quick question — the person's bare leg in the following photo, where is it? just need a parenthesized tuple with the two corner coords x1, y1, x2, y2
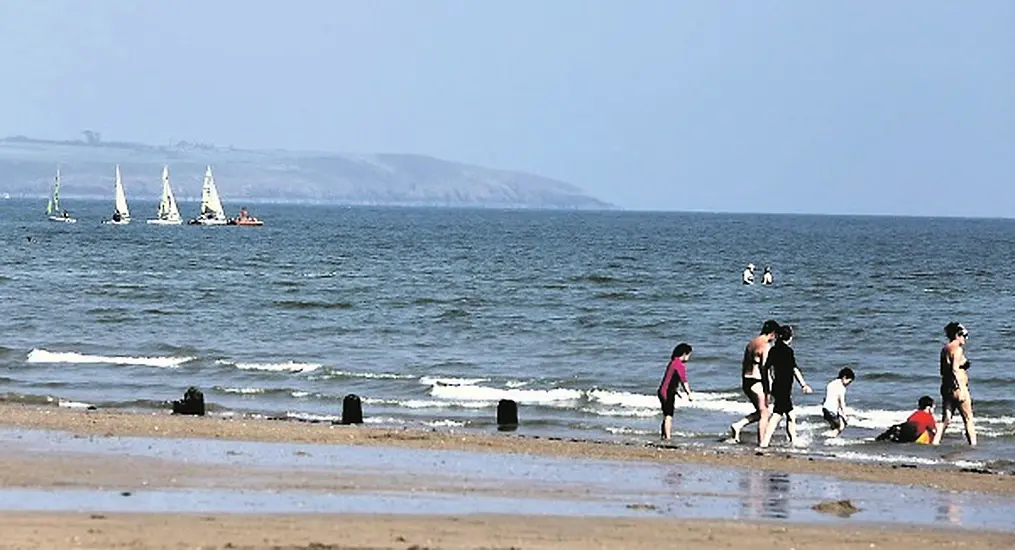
(959, 399, 976, 446)
(932, 404, 952, 445)
(661, 415, 673, 441)
(760, 412, 781, 448)
(730, 413, 757, 443)
(755, 390, 769, 446)
(786, 411, 797, 446)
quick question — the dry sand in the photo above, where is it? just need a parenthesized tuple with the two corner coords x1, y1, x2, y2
(0, 403, 1010, 495)
(1, 513, 1013, 550)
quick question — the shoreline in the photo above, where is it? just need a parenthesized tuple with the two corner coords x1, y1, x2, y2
(0, 403, 1012, 495)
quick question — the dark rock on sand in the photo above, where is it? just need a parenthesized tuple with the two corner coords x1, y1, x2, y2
(812, 499, 861, 517)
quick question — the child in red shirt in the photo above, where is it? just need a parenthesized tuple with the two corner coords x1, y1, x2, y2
(876, 396, 937, 444)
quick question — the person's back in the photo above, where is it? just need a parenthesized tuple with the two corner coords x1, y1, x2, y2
(821, 379, 843, 411)
(905, 396, 937, 443)
(769, 341, 795, 396)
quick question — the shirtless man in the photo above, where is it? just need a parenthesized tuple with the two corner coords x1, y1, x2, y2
(932, 322, 976, 446)
(730, 319, 779, 444)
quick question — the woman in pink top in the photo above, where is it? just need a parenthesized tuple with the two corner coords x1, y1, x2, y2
(658, 343, 693, 440)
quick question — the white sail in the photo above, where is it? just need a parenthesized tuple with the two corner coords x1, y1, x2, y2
(149, 165, 182, 224)
(47, 169, 61, 214)
(164, 167, 181, 220)
(200, 165, 226, 220)
(46, 168, 76, 223)
(113, 165, 130, 219)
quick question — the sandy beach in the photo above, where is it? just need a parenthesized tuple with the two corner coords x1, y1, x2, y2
(0, 403, 1013, 549)
(0, 403, 1010, 495)
(2, 513, 1014, 550)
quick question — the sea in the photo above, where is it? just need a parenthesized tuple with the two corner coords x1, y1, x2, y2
(1, 199, 1013, 471)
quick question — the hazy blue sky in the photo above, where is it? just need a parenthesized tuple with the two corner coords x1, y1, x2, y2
(1, 1, 1012, 215)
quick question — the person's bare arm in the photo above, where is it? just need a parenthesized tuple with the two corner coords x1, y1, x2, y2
(794, 368, 812, 393)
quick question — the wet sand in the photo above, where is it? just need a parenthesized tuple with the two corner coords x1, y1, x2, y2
(1, 404, 1014, 549)
(2, 513, 1014, 550)
(0, 403, 1011, 495)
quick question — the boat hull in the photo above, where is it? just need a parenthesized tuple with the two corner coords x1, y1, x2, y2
(147, 218, 182, 225)
(228, 219, 264, 226)
(48, 216, 77, 224)
(188, 218, 228, 226)
(102, 219, 131, 225)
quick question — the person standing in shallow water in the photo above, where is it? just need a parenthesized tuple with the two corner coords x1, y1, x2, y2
(933, 322, 977, 446)
(760, 324, 812, 448)
(761, 267, 773, 285)
(657, 343, 693, 440)
(730, 320, 779, 445)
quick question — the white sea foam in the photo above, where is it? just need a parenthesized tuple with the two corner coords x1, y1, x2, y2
(363, 416, 405, 425)
(291, 391, 311, 398)
(581, 407, 658, 418)
(419, 376, 487, 386)
(587, 389, 657, 409)
(832, 450, 985, 469)
(218, 360, 322, 373)
(310, 370, 414, 380)
(604, 426, 654, 436)
(505, 380, 530, 388)
(219, 387, 266, 395)
(58, 400, 94, 409)
(363, 397, 496, 409)
(430, 383, 583, 405)
(578, 387, 754, 416)
(27, 349, 191, 368)
(424, 419, 467, 428)
(286, 411, 339, 422)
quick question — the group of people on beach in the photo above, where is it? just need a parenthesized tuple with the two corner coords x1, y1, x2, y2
(657, 320, 977, 447)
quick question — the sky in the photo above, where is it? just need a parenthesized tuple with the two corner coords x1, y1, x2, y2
(0, 1, 1012, 215)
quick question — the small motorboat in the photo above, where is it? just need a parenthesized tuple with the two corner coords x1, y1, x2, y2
(228, 207, 264, 226)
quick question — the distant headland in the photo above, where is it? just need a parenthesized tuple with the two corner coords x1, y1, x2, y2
(0, 133, 613, 209)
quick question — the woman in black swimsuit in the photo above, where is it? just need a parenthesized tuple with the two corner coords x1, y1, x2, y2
(932, 322, 976, 446)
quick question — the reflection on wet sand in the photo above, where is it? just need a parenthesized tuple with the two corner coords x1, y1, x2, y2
(740, 469, 791, 519)
(937, 491, 963, 526)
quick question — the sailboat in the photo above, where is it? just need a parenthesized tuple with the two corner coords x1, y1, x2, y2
(187, 165, 227, 225)
(147, 166, 182, 225)
(102, 165, 131, 225)
(46, 168, 76, 223)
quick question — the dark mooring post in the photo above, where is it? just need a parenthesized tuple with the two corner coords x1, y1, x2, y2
(497, 399, 518, 431)
(171, 386, 206, 416)
(342, 394, 364, 425)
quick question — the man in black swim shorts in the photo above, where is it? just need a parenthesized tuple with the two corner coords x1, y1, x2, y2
(730, 320, 780, 444)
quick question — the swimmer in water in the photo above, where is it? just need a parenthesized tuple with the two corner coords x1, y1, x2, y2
(932, 322, 976, 446)
(742, 264, 756, 285)
(730, 319, 779, 444)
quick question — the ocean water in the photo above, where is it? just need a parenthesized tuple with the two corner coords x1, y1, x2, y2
(1, 199, 1013, 469)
